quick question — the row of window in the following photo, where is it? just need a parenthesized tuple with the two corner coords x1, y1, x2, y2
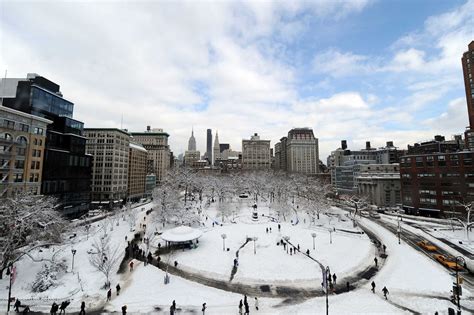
(2, 120, 44, 135)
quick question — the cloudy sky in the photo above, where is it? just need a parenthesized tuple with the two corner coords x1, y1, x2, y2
(1, 0, 473, 160)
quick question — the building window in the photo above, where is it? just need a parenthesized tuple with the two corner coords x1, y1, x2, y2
(17, 147, 26, 156)
(5, 120, 15, 130)
(34, 127, 44, 135)
(20, 123, 29, 132)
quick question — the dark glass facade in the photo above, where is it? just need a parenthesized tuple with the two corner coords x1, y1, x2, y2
(0, 74, 91, 218)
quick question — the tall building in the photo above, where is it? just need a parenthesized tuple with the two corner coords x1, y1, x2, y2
(128, 142, 147, 201)
(84, 128, 130, 203)
(462, 41, 474, 149)
(131, 127, 170, 183)
(213, 130, 220, 165)
(286, 128, 319, 174)
(206, 129, 212, 164)
(0, 74, 92, 217)
(188, 128, 196, 151)
(0, 106, 52, 196)
(400, 135, 472, 217)
(184, 150, 201, 167)
(242, 133, 271, 170)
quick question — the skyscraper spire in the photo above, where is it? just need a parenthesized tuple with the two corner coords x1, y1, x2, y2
(213, 130, 220, 165)
(188, 128, 196, 151)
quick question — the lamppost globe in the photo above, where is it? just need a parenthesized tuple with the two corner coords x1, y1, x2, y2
(71, 249, 77, 272)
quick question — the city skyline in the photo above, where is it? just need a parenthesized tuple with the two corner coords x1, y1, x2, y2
(1, 0, 473, 159)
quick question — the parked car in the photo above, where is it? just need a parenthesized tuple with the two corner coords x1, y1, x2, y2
(433, 254, 463, 270)
(417, 240, 438, 251)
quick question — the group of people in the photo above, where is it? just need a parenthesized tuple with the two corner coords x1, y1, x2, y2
(49, 300, 70, 315)
(238, 295, 258, 314)
(371, 281, 390, 299)
(106, 283, 121, 301)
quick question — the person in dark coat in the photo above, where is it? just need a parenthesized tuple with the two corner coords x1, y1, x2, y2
(14, 299, 21, 312)
(374, 257, 378, 267)
(116, 283, 121, 296)
(382, 286, 389, 299)
(129, 261, 134, 271)
(79, 301, 86, 315)
(201, 302, 207, 315)
(107, 289, 112, 301)
(306, 249, 310, 255)
(59, 300, 70, 314)
(371, 281, 376, 293)
(332, 273, 337, 285)
(244, 301, 250, 315)
(174, 260, 178, 267)
(238, 300, 243, 315)
(170, 300, 176, 315)
(121, 305, 127, 315)
(147, 252, 153, 263)
(382, 244, 386, 253)
(346, 281, 350, 292)
(50, 302, 59, 315)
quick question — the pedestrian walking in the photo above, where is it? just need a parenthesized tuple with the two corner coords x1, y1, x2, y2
(59, 300, 70, 314)
(121, 305, 127, 315)
(374, 257, 378, 267)
(382, 286, 389, 299)
(269, 227, 272, 232)
(50, 302, 59, 315)
(278, 224, 281, 231)
(116, 283, 121, 296)
(266, 227, 268, 233)
(383, 244, 386, 253)
(346, 281, 350, 292)
(79, 301, 86, 315)
(297, 244, 300, 251)
(254, 297, 259, 311)
(332, 273, 337, 285)
(244, 302, 250, 315)
(107, 289, 112, 301)
(174, 260, 178, 267)
(290, 248, 293, 255)
(202, 302, 207, 315)
(170, 300, 176, 315)
(371, 281, 376, 293)
(14, 299, 21, 312)
(306, 249, 310, 255)
(239, 300, 243, 315)
(129, 261, 134, 271)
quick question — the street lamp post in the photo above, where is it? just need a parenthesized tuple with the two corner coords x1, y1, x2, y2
(455, 256, 466, 313)
(397, 215, 402, 244)
(221, 234, 227, 251)
(71, 249, 77, 272)
(325, 266, 330, 315)
(311, 233, 317, 250)
(6, 263, 14, 313)
(253, 237, 258, 255)
(329, 229, 333, 244)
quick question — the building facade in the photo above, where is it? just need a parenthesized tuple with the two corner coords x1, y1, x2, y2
(356, 164, 401, 207)
(188, 129, 196, 151)
(213, 131, 220, 165)
(0, 106, 51, 196)
(286, 128, 319, 174)
(400, 151, 474, 217)
(128, 142, 147, 201)
(206, 129, 212, 164)
(131, 127, 170, 183)
(462, 41, 474, 149)
(85, 128, 130, 203)
(242, 133, 271, 170)
(0, 73, 91, 217)
(184, 150, 201, 167)
(329, 141, 403, 203)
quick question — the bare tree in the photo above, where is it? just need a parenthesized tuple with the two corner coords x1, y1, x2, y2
(0, 192, 66, 279)
(452, 202, 474, 243)
(88, 235, 121, 288)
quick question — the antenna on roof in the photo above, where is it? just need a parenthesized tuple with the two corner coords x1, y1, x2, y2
(1, 70, 7, 107)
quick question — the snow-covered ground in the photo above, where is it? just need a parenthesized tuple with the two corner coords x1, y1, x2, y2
(1, 198, 472, 314)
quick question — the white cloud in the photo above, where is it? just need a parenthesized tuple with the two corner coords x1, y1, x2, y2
(312, 49, 375, 77)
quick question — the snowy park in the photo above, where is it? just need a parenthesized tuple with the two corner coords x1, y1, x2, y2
(1, 171, 474, 314)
